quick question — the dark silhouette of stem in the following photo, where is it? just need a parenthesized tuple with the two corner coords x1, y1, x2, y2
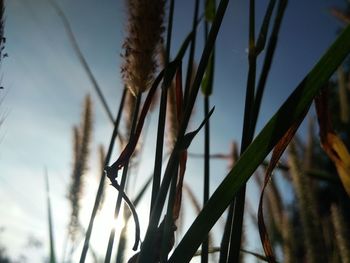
(150, 0, 175, 213)
(79, 89, 127, 263)
(104, 94, 141, 263)
(184, 0, 200, 105)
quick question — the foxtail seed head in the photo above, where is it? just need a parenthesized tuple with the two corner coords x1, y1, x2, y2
(121, 0, 165, 96)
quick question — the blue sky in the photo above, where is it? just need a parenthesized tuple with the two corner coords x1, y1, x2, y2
(0, 0, 347, 262)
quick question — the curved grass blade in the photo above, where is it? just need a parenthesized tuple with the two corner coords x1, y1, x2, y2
(180, 107, 215, 150)
(106, 71, 164, 175)
(116, 173, 154, 263)
(257, 106, 308, 263)
(109, 179, 141, 251)
(169, 24, 350, 263)
(104, 93, 142, 263)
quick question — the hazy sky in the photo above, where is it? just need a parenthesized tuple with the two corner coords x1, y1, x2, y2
(0, 0, 346, 262)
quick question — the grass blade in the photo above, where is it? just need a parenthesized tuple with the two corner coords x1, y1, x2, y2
(226, 0, 256, 261)
(150, 0, 175, 214)
(116, 173, 153, 263)
(109, 180, 141, 251)
(49, 0, 114, 123)
(219, 143, 239, 263)
(201, 9, 216, 259)
(257, 107, 308, 263)
(205, 0, 216, 22)
(255, 0, 277, 54)
(251, 0, 288, 133)
(45, 169, 57, 263)
(184, 0, 200, 105)
(202, 95, 211, 263)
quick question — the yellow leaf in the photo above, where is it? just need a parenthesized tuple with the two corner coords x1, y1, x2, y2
(327, 133, 350, 196)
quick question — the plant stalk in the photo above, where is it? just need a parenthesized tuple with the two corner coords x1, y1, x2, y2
(79, 88, 127, 263)
(150, 0, 175, 214)
(104, 93, 141, 263)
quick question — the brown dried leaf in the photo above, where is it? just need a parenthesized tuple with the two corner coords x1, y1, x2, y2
(315, 89, 350, 196)
(258, 103, 309, 263)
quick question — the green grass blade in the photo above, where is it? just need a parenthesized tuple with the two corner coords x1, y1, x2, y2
(169, 24, 350, 263)
(201, 52, 215, 96)
(205, 0, 216, 22)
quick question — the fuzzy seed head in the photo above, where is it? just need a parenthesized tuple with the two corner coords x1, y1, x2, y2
(121, 0, 165, 96)
(68, 95, 93, 240)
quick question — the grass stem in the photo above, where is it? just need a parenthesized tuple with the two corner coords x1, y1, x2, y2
(150, 0, 175, 214)
(104, 93, 141, 263)
(79, 88, 127, 263)
(184, 0, 200, 105)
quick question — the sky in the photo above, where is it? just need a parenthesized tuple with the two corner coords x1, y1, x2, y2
(0, 0, 347, 262)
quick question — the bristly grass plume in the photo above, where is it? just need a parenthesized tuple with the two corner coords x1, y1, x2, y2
(68, 95, 93, 243)
(121, 0, 165, 96)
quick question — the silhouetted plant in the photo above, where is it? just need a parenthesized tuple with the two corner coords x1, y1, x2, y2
(65, 96, 93, 261)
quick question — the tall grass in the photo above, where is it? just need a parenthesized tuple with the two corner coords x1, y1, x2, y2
(44, 0, 350, 262)
(45, 169, 57, 263)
